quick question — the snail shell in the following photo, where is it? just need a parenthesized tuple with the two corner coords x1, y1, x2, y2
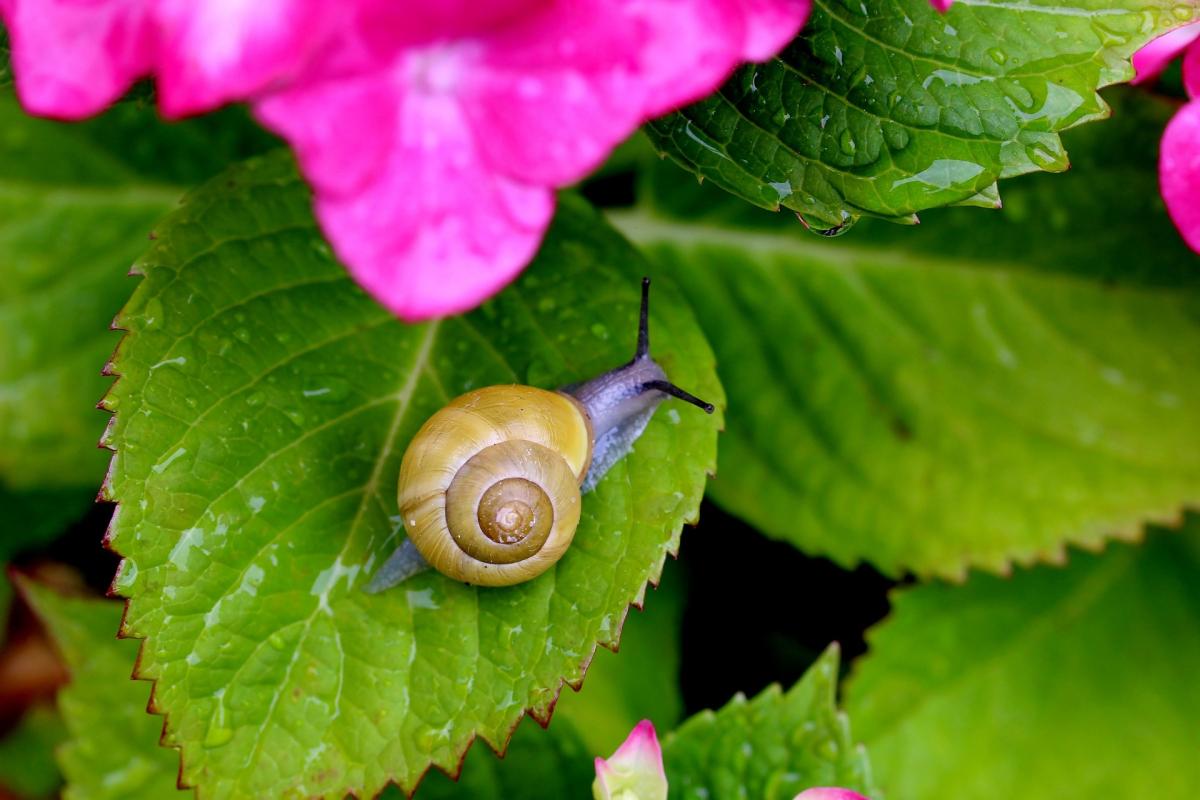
(397, 386, 593, 586)
(366, 278, 713, 592)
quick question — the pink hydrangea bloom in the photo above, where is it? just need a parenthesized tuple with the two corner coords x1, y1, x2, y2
(794, 789, 872, 800)
(593, 719, 668, 800)
(0, 1, 810, 320)
(1132, 23, 1200, 254)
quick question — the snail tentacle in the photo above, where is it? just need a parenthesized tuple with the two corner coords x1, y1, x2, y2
(569, 278, 713, 490)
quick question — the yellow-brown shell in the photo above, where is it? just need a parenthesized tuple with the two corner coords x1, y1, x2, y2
(397, 385, 594, 586)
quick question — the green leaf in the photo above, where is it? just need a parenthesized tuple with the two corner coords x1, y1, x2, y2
(0, 483, 93, 657)
(2, 484, 94, 560)
(401, 566, 683, 797)
(0, 93, 276, 491)
(18, 579, 184, 800)
(555, 560, 685, 755)
(646, 0, 1194, 228)
(663, 645, 876, 800)
(407, 718, 594, 799)
(0, 704, 66, 799)
(846, 520, 1200, 799)
(0, 29, 9, 89)
(102, 156, 721, 798)
(617, 90, 1200, 579)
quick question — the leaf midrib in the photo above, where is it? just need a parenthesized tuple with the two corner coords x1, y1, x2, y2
(232, 319, 441, 785)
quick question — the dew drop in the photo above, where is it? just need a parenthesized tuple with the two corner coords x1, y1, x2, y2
(987, 47, 1008, 65)
(301, 377, 351, 403)
(589, 322, 610, 340)
(245, 391, 265, 407)
(882, 122, 910, 151)
(1025, 142, 1067, 170)
(141, 298, 164, 329)
(311, 239, 334, 260)
(798, 211, 857, 238)
(204, 697, 234, 749)
(114, 560, 139, 593)
(839, 130, 857, 156)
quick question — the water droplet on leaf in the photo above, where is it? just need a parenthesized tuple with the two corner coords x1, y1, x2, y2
(839, 130, 857, 156)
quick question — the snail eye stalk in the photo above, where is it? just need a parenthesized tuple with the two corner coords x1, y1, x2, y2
(636, 276, 651, 360)
(641, 380, 715, 414)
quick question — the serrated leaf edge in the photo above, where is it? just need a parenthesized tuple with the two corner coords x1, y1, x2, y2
(93, 227, 722, 798)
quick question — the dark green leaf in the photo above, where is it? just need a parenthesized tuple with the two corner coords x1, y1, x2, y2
(0, 704, 66, 799)
(619, 90, 1200, 578)
(18, 578, 184, 800)
(663, 645, 876, 800)
(1, 484, 94, 561)
(846, 519, 1200, 799)
(0, 93, 275, 492)
(0, 29, 9, 90)
(647, 0, 1194, 228)
(409, 718, 593, 799)
(555, 560, 685, 755)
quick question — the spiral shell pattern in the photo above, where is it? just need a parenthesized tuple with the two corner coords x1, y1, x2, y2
(397, 385, 594, 586)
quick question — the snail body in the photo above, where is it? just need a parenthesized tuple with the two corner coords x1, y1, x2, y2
(366, 279, 712, 591)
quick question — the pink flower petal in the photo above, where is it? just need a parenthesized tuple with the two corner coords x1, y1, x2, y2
(794, 789, 872, 800)
(463, 0, 809, 187)
(741, 0, 813, 60)
(1133, 22, 1200, 84)
(593, 720, 668, 800)
(4, 0, 817, 319)
(929, 0, 953, 12)
(352, 0, 553, 45)
(1183, 37, 1200, 98)
(266, 0, 811, 319)
(255, 65, 554, 320)
(0, 0, 155, 119)
(1161, 98, 1200, 254)
(154, 0, 342, 117)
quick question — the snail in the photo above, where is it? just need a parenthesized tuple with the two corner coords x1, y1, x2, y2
(365, 278, 713, 591)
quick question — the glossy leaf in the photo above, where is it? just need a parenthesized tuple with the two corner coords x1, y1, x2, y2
(646, 0, 1195, 228)
(618, 90, 1200, 578)
(555, 560, 685, 755)
(0, 93, 275, 492)
(18, 579, 184, 800)
(14, 591, 596, 800)
(847, 520, 1200, 799)
(409, 718, 594, 799)
(663, 645, 876, 800)
(102, 158, 721, 798)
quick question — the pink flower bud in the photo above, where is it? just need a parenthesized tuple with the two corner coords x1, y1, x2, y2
(593, 720, 668, 800)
